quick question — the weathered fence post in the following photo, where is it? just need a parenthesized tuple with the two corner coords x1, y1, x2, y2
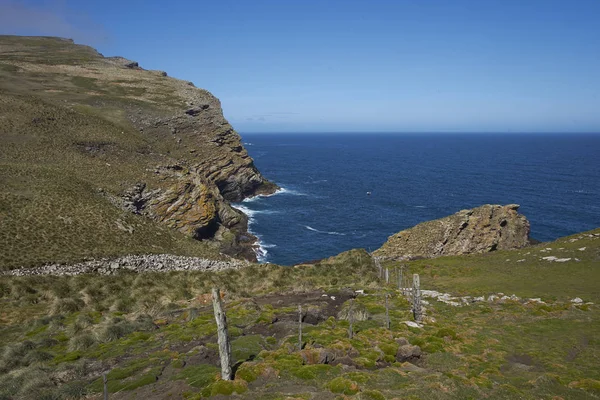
(298, 305, 303, 350)
(348, 299, 354, 339)
(385, 294, 391, 329)
(398, 266, 403, 292)
(375, 257, 382, 278)
(211, 288, 232, 380)
(412, 274, 422, 323)
(103, 372, 108, 400)
(385, 267, 389, 284)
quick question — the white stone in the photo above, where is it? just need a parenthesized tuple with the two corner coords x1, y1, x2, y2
(403, 321, 423, 328)
(571, 297, 584, 304)
(578, 247, 586, 251)
(527, 298, 545, 304)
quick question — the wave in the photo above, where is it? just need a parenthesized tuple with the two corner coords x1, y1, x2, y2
(243, 142, 253, 146)
(254, 235, 275, 263)
(304, 225, 346, 236)
(231, 204, 279, 218)
(414, 205, 426, 208)
(231, 204, 257, 218)
(231, 204, 276, 263)
(242, 186, 305, 202)
(277, 187, 308, 196)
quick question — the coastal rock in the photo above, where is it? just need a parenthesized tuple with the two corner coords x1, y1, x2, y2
(374, 204, 531, 260)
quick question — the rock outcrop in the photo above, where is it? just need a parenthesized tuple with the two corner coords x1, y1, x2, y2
(374, 204, 531, 260)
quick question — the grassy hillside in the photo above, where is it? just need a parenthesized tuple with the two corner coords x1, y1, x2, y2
(0, 230, 598, 399)
(0, 36, 274, 268)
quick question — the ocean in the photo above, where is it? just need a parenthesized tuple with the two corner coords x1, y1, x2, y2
(235, 133, 600, 266)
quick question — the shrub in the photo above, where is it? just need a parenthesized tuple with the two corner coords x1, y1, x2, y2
(435, 328, 458, 340)
(363, 389, 386, 400)
(209, 379, 248, 396)
(327, 377, 360, 395)
(68, 333, 97, 351)
(23, 349, 53, 365)
(50, 297, 84, 315)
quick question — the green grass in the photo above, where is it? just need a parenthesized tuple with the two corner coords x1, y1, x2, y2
(395, 228, 600, 302)
(0, 241, 598, 399)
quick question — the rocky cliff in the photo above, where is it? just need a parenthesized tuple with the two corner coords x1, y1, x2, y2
(0, 36, 276, 267)
(374, 204, 531, 260)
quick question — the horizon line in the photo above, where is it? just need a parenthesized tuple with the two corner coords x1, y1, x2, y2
(239, 131, 600, 135)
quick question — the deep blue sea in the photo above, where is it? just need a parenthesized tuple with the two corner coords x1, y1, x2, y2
(235, 133, 600, 266)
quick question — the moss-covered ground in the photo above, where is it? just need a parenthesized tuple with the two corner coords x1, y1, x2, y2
(0, 233, 599, 399)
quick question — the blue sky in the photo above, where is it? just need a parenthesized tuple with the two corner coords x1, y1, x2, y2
(1, 0, 599, 133)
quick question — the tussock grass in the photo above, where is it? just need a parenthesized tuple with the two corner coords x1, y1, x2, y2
(0, 234, 599, 398)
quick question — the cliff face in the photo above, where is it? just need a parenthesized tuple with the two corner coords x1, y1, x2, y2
(374, 204, 531, 260)
(0, 36, 275, 267)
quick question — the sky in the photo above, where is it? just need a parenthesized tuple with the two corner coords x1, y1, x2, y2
(1, 0, 599, 133)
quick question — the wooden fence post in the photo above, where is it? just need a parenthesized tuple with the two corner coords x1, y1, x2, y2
(385, 267, 389, 284)
(212, 288, 232, 380)
(103, 372, 108, 400)
(348, 299, 354, 339)
(385, 294, 391, 329)
(398, 266, 403, 292)
(412, 274, 422, 323)
(298, 305, 303, 350)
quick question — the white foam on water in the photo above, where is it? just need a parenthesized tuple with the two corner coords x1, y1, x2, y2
(252, 232, 277, 263)
(414, 205, 426, 208)
(304, 179, 328, 184)
(254, 237, 272, 263)
(304, 225, 346, 236)
(232, 204, 257, 218)
(232, 204, 279, 216)
(231, 204, 277, 263)
(277, 187, 308, 196)
(243, 186, 301, 202)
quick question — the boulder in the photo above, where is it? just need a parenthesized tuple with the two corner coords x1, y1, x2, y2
(374, 204, 531, 260)
(300, 348, 336, 364)
(395, 337, 409, 346)
(396, 344, 422, 362)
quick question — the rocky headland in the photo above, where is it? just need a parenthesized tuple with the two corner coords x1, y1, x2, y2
(374, 204, 531, 260)
(0, 35, 277, 267)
